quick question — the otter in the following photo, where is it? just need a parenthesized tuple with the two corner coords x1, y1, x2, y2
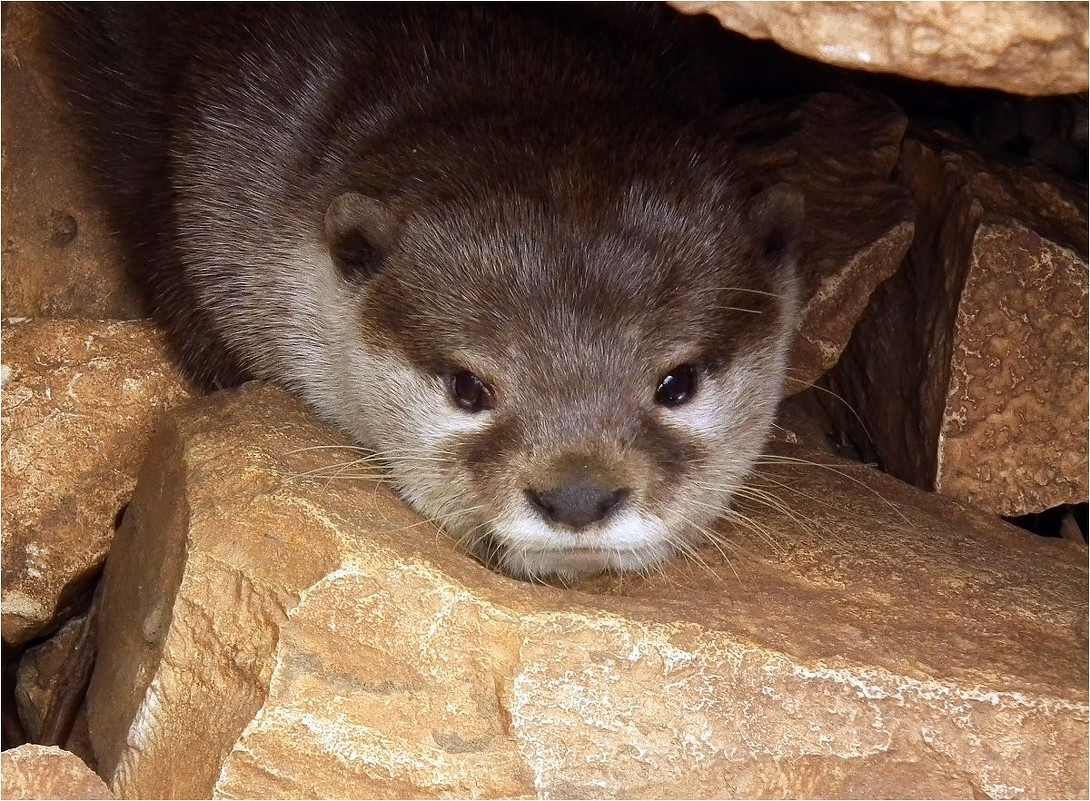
(52, 4, 802, 581)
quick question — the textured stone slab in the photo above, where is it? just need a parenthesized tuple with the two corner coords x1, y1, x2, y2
(1, 3, 143, 318)
(938, 220, 1088, 513)
(14, 610, 97, 763)
(1, 319, 194, 644)
(823, 130, 1088, 516)
(0, 744, 113, 800)
(15, 612, 86, 743)
(86, 384, 1087, 799)
(672, 1, 1089, 95)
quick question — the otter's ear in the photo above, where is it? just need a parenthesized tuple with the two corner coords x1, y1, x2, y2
(744, 184, 804, 270)
(324, 192, 397, 282)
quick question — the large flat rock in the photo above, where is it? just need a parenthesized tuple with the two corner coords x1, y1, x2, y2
(0, 744, 113, 800)
(673, 2, 1089, 95)
(86, 383, 1087, 799)
(1, 319, 193, 644)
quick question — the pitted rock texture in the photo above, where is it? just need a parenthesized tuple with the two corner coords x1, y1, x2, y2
(822, 129, 1088, 516)
(1, 3, 143, 318)
(723, 92, 913, 389)
(86, 383, 1087, 799)
(1, 319, 194, 644)
(0, 744, 113, 800)
(938, 222, 1088, 513)
(672, 1, 1089, 96)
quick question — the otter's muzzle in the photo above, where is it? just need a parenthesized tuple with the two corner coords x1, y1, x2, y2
(524, 455, 632, 530)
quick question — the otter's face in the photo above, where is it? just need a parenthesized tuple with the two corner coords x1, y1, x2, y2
(317, 182, 801, 581)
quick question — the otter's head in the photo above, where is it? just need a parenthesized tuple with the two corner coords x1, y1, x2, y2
(310, 169, 802, 581)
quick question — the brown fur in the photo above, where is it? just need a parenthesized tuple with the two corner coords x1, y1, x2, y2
(51, 3, 803, 579)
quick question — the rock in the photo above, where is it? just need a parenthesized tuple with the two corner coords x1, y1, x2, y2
(938, 225, 1088, 514)
(0, 744, 113, 800)
(723, 92, 913, 389)
(1, 3, 143, 318)
(86, 383, 1087, 799)
(822, 129, 1088, 516)
(15, 612, 87, 743)
(14, 610, 98, 764)
(1, 319, 195, 645)
(672, 1, 1089, 96)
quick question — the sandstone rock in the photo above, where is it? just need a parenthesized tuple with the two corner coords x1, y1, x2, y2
(87, 383, 1087, 799)
(0, 744, 112, 800)
(672, 1, 1089, 96)
(14, 612, 85, 743)
(939, 223, 1088, 513)
(1, 3, 143, 318)
(14, 610, 97, 764)
(822, 129, 1088, 516)
(723, 92, 913, 389)
(1, 319, 195, 645)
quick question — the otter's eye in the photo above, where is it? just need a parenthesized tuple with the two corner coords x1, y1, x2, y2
(449, 371, 496, 412)
(655, 364, 698, 407)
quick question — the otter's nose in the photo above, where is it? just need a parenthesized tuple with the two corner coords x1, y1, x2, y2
(525, 482, 630, 529)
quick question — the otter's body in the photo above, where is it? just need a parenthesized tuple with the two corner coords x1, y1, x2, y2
(54, 3, 802, 580)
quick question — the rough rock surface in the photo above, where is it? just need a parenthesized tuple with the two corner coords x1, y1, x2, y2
(1, 3, 143, 319)
(0, 744, 113, 800)
(939, 223, 1088, 513)
(823, 129, 1088, 516)
(86, 383, 1087, 799)
(723, 92, 913, 390)
(14, 611, 96, 763)
(14, 613, 85, 743)
(672, 1, 1089, 96)
(1, 319, 194, 645)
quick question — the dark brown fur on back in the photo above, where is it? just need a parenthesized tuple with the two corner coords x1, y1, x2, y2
(48, 3, 742, 388)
